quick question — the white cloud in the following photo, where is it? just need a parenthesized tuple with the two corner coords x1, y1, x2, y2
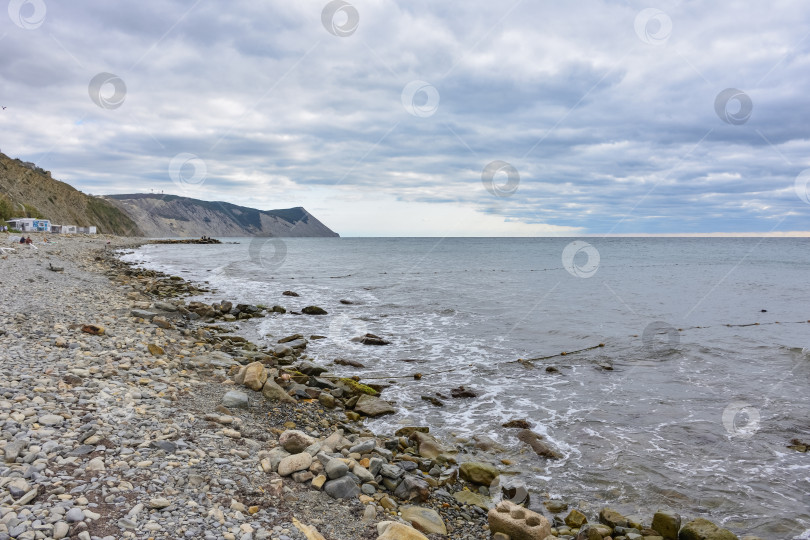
(1, 0, 809, 235)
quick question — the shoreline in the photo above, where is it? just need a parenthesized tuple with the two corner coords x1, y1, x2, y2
(0, 234, 781, 540)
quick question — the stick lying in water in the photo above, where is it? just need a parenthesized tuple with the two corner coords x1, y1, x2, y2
(512, 343, 607, 367)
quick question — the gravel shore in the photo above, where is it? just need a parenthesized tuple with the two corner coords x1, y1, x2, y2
(0, 234, 772, 540)
(0, 234, 493, 540)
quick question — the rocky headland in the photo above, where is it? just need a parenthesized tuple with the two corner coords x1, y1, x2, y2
(0, 233, 770, 540)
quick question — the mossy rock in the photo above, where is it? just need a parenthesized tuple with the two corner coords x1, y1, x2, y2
(338, 378, 379, 396)
(679, 518, 738, 540)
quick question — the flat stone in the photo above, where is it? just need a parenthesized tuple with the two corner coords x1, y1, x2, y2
(377, 522, 428, 540)
(349, 439, 376, 454)
(38, 414, 64, 426)
(131, 309, 157, 320)
(452, 490, 491, 509)
(459, 461, 499, 485)
(153, 440, 177, 453)
(222, 390, 249, 409)
(353, 394, 395, 417)
(149, 497, 172, 509)
(69, 445, 96, 456)
(679, 518, 738, 540)
(16, 487, 38, 505)
(400, 506, 447, 535)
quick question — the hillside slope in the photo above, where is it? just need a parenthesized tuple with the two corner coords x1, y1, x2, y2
(104, 194, 339, 238)
(0, 152, 141, 235)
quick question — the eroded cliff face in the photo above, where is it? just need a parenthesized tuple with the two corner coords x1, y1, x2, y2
(104, 194, 339, 237)
(0, 152, 141, 235)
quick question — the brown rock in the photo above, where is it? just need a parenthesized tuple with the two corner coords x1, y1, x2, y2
(517, 429, 562, 459)
(565, 509, 587, 528)
(242, 361, 267, 391)
(262, 379, 296, 404)
(81, 324, 104, 335)
(503, 419, 531, 429)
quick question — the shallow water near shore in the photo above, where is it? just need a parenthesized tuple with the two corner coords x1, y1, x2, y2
(122, 237, 810, 538)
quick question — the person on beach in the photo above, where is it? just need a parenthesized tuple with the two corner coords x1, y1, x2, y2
(25, 236, 32, 244)
(19, 236, 25, 244)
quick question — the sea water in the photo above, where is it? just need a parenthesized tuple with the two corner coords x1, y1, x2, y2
(121, 237, 810, 538)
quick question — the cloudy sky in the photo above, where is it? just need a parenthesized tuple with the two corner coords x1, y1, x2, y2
(2, 0, 809, 236)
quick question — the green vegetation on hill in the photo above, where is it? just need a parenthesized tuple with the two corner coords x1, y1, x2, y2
(0, 152, 142, 235)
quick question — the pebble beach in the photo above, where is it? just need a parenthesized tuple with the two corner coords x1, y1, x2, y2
(0, 234, 778, 540)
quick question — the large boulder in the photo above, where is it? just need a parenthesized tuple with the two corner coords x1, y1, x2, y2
(393, 475, 430, 503)
(302, 306, 328, 315)
(409, 431, 445, 459)
(279, 430, 315, 454)
(652, 511, 681, 540)
(459, 462, 499, 486)
(565, 509, 587, 528)
(377, 522, 428, 540)
(242, 361, 267, 391)
(679, 518, 738, 540)
(400, 506, 447, 535)
(488, 500, 552, 540)
(325, 459, 349, 480)
(354, 394, 395, 417)
(323, 475, 359, 499)
(600, 507, 629, 528)
(277, 452, 312, 476)
(262, 379, 296, 404)
(222, 390, 249, 409)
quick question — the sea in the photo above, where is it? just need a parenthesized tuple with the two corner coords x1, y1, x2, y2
(120, 237, 810, 539)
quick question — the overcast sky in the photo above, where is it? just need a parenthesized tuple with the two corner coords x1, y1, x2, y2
(2, 0, 809, 236)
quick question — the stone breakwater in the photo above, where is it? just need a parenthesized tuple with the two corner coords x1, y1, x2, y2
(0, 234, 770, 540)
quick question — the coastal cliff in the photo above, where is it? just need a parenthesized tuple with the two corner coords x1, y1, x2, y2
(104, 194, 339, 238)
